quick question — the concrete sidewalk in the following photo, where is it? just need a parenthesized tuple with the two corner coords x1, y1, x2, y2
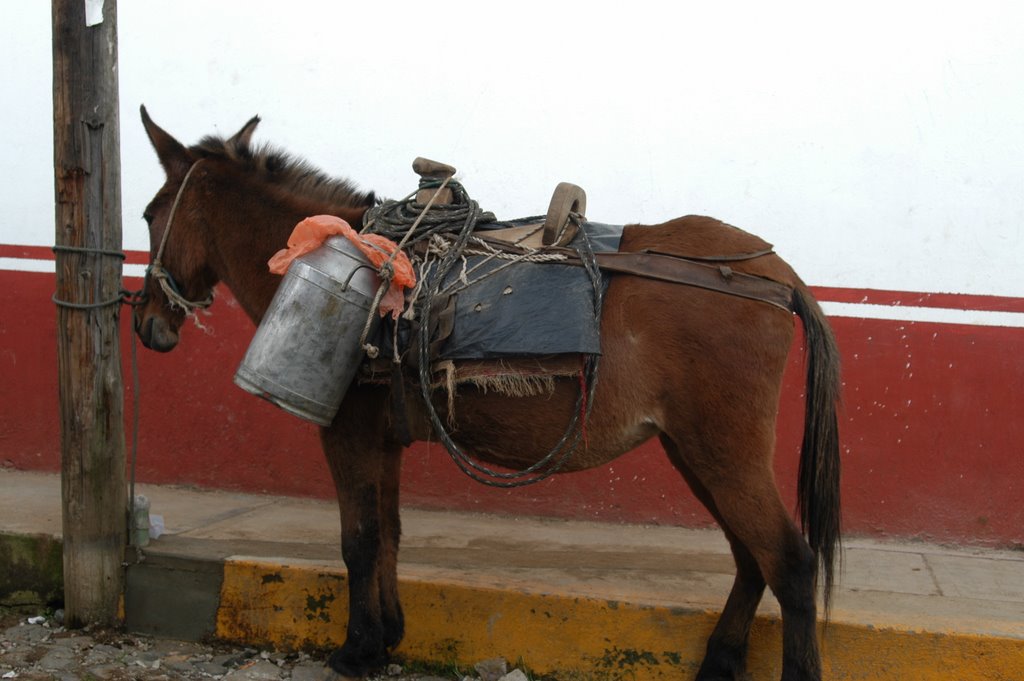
(1, 468, 1022, 680)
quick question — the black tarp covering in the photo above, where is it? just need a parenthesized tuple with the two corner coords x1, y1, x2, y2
(437, 221, 622, 359)
(381, 222, 624, 360)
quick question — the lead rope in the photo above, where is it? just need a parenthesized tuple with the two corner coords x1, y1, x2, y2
(123, 163, 206, 556)
(127, 312, 144, 560)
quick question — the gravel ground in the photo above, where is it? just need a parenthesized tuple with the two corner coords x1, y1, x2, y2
(0, 609, 532, 681)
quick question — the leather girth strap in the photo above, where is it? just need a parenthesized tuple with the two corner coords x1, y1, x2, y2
(587, 251, 794, 312)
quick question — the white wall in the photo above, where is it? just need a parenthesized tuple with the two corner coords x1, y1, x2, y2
(5, 1, 1023, 296)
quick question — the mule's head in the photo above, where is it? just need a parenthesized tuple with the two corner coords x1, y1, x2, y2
(135, 106, 257, 351)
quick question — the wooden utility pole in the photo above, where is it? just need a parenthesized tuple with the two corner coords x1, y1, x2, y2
(52, 0, 127, 627)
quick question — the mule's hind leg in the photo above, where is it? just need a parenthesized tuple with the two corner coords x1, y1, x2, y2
(729, 500, 820, 681)
(661, 436, 766, 681)
(665, 434, 821, 681)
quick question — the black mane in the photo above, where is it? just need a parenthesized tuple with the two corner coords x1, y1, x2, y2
(192, 133, 376, 210)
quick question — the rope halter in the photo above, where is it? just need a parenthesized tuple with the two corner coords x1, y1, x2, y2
(148, 161, 215, 316)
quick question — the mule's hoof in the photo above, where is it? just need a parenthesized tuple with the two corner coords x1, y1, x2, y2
(695, 673, 752, 681)
(320, 668, 361, 681)
(326, 648, 387, 680)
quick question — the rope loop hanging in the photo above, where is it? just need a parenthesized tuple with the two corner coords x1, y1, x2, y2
(363, 177, 605, 488)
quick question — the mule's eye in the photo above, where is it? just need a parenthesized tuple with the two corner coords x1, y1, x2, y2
(142, 211, 154, 225)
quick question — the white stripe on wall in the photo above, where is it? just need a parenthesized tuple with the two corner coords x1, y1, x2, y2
(4, 258, 1024, 328)
(2, 259, 147, 279)
(1, 258, 55, 273)
(821, 301, 1024, 329)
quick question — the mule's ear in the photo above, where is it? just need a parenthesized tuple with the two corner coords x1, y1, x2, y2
(140, 105, 191, 178)
(226, 115, 261, 150)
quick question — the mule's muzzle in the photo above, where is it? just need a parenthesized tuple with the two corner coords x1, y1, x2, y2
(136, 312, 180, 352)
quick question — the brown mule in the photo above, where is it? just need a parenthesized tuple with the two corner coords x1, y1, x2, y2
(135, 108, 841, 681)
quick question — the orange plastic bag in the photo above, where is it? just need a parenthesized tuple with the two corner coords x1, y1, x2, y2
(268, 215, 416, 319)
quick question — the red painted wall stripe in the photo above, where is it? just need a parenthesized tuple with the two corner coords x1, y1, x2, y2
(812, 286, 1024, 314)
(0, 244, 150, 266)
(2, 259, 1021, 546)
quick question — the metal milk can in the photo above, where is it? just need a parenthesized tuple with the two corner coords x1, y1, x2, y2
(233, 235, 382, 426)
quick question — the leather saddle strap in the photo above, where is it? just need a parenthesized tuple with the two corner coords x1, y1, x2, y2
(589, 251, 794, 312)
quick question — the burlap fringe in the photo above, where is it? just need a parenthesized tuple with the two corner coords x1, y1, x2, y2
(466, 372, 558, 398)
(358, 355, 578, 422)
(430, 358, 562, 425)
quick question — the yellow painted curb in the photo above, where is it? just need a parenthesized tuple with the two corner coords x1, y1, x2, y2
(216, 558, 1024, 681)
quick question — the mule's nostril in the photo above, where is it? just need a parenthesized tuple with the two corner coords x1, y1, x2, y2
(139, 316, 156, 348)
(145, 315, 180, 353)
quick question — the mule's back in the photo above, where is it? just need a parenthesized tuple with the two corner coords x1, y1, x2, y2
(620, 215, 799, 285)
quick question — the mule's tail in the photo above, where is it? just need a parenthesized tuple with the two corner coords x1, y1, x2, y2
(791, 284, 842, 616)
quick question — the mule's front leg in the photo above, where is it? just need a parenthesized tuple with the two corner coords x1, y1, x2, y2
(321, 402, 405, 679)
(328, 479, 389, 677)
(378, 446, 405, 651)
